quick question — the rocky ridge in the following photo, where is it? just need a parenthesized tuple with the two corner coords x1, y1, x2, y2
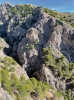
(0, 2, 74, 100)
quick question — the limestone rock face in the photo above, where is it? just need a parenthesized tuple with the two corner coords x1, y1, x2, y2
(17, 35, 38, 66)
(0, 3, 74, 99)
(0, 37, 9, 48)
(26, 28, 39, 42)
(48, 19, 74, 62)
(7, 16, 26, 39)
(0, 37, 29, 80)
(0, 2, 13, 23)
(40, 67, 66, 91)
(0, 37, 9, 58)
(0, 87, 13, 100)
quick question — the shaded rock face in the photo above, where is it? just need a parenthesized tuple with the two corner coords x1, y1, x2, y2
(0, 3, 13, 38)
(0, 4, 74, 64)
(17, 27, 39, 67)
(17, 8, 74, 67)
(15, 8, 74, 92)
(36, 67, 66, 91)
(18, 8, 74, 94)
(48, 20, 74, 62)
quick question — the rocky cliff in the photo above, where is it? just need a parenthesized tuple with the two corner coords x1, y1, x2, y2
(0, 2, 74, 100)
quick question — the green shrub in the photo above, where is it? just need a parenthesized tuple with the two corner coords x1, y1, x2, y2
(1, 69, 9, 80)
(0, 46, 2, 50)
(30, 44, 34, 49)
(20, 75, 26, 84)
(8, 5, 33, 17)
(42, 47, 74, 81)
(9, 67, 15, 72)
(17, 85, 28, 97)
(43, 48, 55, 66)
(4, 56, 17, 66)
(44, 8, 57, 17)
(29, 78, 38, 88)
(71, 23, 74, 28)
(2, 66, 8, 71)
(26, 44, 29, 48)
(0, 71, 2, 82)
(55, 22, 59, 26)
(60, 17, 65, 21)
(34, 39, 38, 44)
(43, 48, 49, 54)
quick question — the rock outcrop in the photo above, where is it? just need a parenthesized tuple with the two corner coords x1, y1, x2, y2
(0, 86, 13, 100)
(0, 3, 74, 100)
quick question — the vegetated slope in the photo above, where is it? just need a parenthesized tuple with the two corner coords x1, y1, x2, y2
(0, 38, 61, 100)
(0, 2, 74, 100)
(44, 7, 74, 28)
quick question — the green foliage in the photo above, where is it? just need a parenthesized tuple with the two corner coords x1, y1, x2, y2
(55, 22, 60, 26)
(42, 47, 74, 81)
(0, 45, 73, 100)
(44, 7, 74, 29)
(20, 75, 26, 84)
(67, 89, 72, 100)
(10, 73, 20, 88)
(1, 68, 13, 94)
(43, 48, 49, 54)
(63, 89, 74, 100)
(25, 44, 35, 49)
(17, 85, 27, 98)
(3, 5, 74, 100)
(54, 91, 63, 99)
(8, 7, 17, 15)
(8, 5, 33, 18)
(30, 44, 35, 49)
(4, 56, 17, 66)
(9, 67, 15, 72)
(25, 44, 29, 49)
(60, 17, 65, 21)
(71, 23, 74, 28)
(1, 69, 9, 80)
(29, 78, 38, 88)
(0, 70, 2, 82)
(0, 46, 2, 50)
(44, 8, 57, 17)
(34, 39, 38, 44)
(0, 65, 51, 100)
(43, 48, 55, 66)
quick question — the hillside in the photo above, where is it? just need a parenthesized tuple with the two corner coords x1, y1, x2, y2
(0, 2, 74, 100)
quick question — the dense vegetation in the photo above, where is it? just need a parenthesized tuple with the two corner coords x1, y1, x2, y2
(44, 8, 74, 28)
(44, 8, 57, 17)
(42, 48, 74, 81)
(42, 48, 74, 100)
(7, 5, 74, 29)
(0, 56, 53, 100)
(0, 69, 50, 100)
(0, 55, 68, 100)
(8, 5, 34, 18)
(0, 50, 73, 100)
